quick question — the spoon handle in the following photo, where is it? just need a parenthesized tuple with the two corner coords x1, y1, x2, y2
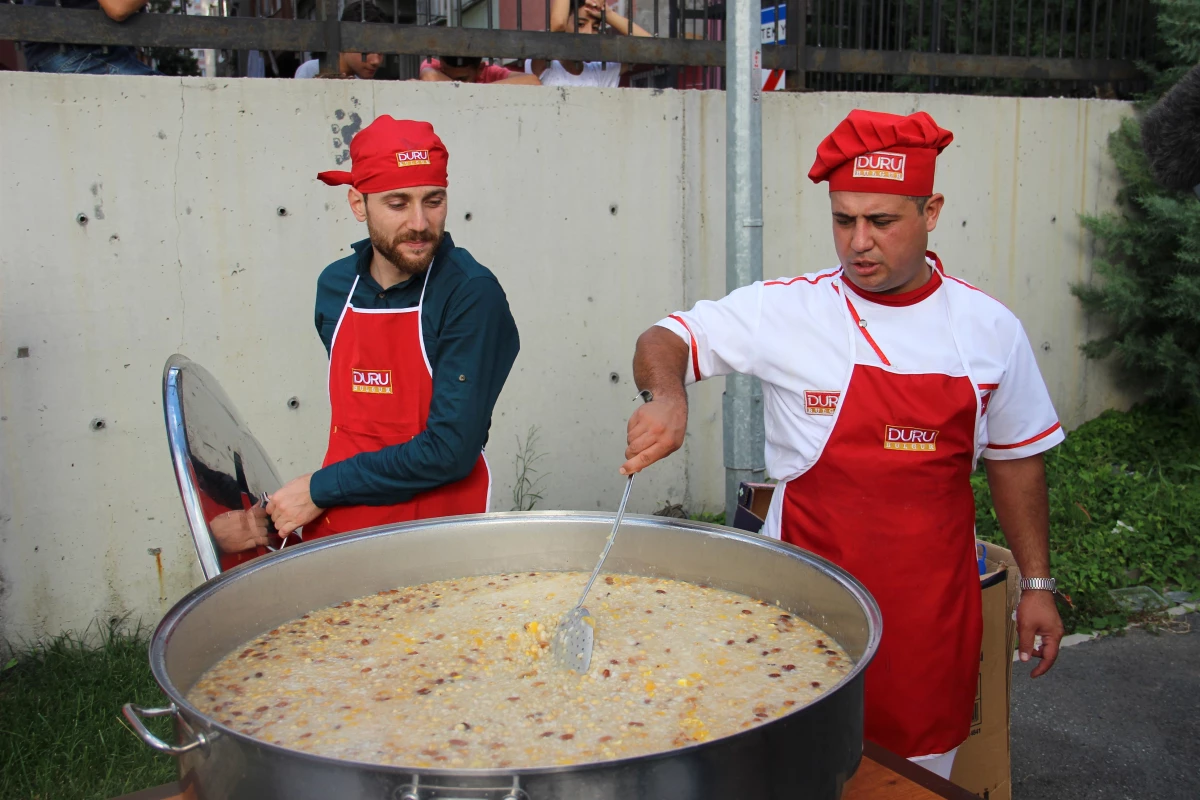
(572, 474, 635, 609)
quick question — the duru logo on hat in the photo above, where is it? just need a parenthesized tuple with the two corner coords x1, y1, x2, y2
(804, 390, 841, 415)
(396, 150, 431, 168)
(852, 151, 907, 181)
(884, 425, 939, 451)
(352, 368, 393, 394)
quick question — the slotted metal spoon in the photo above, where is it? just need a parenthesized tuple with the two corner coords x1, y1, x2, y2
(549, 473, 636, 674)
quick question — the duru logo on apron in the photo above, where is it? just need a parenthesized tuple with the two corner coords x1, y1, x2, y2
(804, 390, 841, 415)
(351, 368, 393, 394)
(884, 425, 939, 451)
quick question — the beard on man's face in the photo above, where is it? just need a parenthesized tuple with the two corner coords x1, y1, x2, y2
(365, 210, 444, 276)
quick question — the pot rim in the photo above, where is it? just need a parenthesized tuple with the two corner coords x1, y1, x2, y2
(150, 511, 882, 777)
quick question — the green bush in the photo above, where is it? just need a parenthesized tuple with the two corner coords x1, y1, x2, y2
(975, 404, 1200, 633)
(1073, 0, 1200, 407)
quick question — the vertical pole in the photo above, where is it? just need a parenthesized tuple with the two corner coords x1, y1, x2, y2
(320, 0, 340, 75)
(203, 0, 218, 77)
(724, 0, 767, 524)
(785, 0, 805, 89)
(1075, 0, 1083, 56)
(973, 0, 980, 53)
(236, 0, 250, 76)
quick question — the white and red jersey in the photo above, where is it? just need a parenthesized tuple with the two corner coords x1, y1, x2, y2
(657, 252, 1064, 525)
(659, 251, 1063, 758)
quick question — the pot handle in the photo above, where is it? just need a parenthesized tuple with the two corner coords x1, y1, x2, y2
(395, 776, 528, 800)
(122, 702, 209, 755)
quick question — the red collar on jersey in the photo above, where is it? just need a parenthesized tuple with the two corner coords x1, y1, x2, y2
(842, 264, 943, 307)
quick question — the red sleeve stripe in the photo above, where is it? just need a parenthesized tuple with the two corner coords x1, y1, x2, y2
(942, 272, 986, 294)
(668, 314, 702, 383)
(765, 270, 840, 287)
(977, 383, 999, 390)
(940, 270, 1010, 309)
(988, 422, 1062, 450)
(843, 298, 892, 367)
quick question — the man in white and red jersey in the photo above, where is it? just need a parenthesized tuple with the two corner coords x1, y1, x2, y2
(621, 109, 1066, 778)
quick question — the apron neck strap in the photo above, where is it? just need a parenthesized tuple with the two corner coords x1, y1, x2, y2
(417, 258, 435, 310)
(343, 254, 436, 311)
(343, 274, 362, 310)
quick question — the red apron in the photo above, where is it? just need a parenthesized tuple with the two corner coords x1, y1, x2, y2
(305, 266, 491, 539)
(781, 276, 982, 758)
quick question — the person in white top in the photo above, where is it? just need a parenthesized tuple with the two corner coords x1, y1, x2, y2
(621, 109, 1067, 778)
(526, 0, 650, 87)
(525, 58, 622, 88)
(294, 1, 387, 80)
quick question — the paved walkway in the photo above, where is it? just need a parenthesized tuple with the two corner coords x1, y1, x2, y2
(1010, 614, 1199, 800)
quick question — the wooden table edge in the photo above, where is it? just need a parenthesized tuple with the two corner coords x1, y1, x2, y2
(859, 741, 980, 800)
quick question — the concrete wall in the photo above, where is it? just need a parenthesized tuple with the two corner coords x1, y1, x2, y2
(0, 74, 1129, 639)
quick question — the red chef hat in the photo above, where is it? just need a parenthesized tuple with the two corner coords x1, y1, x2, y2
(808, 110, 953, 196)
(317, 116, 449, 193)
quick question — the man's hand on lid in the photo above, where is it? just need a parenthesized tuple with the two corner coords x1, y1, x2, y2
(209, 507, 270, 554)
(1016, 589, 1065, 678)
(266, 474, 325, 536)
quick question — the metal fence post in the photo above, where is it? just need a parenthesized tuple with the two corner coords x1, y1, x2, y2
(235, 0, 249, 77)
(785, 0, 806, 89)
(320, 0, 340, 76)
(724, 0, 768, 524)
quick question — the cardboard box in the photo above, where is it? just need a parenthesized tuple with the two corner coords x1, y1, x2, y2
(951, 542, 1020, 800)
(732, 481, 775, 533)
(732, 483, 1020, 799)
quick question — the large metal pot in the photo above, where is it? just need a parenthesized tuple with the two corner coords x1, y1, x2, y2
(126, 512, 882, 800)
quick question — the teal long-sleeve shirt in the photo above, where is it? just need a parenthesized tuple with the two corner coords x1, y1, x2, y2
(308, 234, 520, 509)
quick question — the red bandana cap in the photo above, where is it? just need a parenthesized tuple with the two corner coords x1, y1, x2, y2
(317, 116, 448, 193)
(807, 110, 953, 196)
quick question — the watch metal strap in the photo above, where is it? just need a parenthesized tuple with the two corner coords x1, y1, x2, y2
(1021, 577, 1056, 591)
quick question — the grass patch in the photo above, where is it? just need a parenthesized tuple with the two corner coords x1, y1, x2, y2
(975, 404, 1200, 635)
(688, 511, 727, 526)
(0, 619, 176, 800)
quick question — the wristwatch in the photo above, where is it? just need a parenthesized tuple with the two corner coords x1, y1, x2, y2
(1020, 577, 1057, 592)
(1020, 576, 1073, 607)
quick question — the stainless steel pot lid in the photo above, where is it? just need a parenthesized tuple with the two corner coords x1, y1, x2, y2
(163, 354, 290, 580)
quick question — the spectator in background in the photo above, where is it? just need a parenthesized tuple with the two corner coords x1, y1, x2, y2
(295, 1, 388, 79)
(526, 0, 650, 87)
(21, 0, 160, 75)
(420, 55, 541, 85)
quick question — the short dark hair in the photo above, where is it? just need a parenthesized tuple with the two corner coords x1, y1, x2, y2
(341, 1, 388, 23)
(439, 55, 483, 69)
(907, 195, 931, 214)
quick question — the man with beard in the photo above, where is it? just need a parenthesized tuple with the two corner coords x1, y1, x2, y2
(266, 116, 519, 539)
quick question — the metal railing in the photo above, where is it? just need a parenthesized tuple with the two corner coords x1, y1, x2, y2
(0, 0, 1148, 92)
(802, 0, 1153, 93)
